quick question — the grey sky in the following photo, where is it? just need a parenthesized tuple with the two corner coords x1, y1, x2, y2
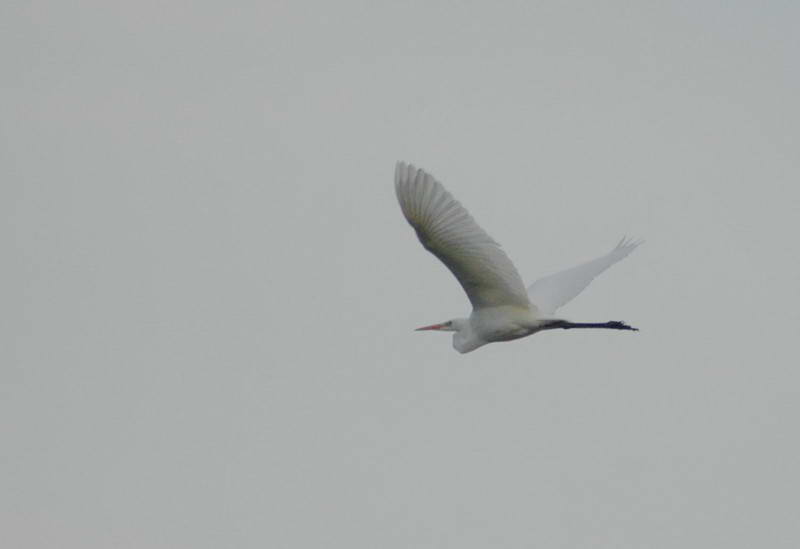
(3, 1, 800, 547)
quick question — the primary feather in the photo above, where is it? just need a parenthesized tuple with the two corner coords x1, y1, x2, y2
(394, 162, 531, 310)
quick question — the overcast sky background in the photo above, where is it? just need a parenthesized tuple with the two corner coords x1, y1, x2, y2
(4, 2, 800, 547)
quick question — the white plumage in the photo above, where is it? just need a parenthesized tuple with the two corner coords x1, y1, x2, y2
(394, 161, 530, 310)
(395, 162, 641, 353)
(527, 237, 641, 316)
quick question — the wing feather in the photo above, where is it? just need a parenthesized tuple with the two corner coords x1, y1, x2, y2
(395, 162, 530, 310)
(527, 238, 642, 315)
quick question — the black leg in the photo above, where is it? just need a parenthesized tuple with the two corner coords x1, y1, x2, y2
(548, 320, 639, 331)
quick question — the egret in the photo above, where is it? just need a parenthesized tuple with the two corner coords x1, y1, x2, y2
(395, 162, 641, 354)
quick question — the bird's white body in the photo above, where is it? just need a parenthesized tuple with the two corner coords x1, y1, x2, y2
(453, 306, 541, 353)
(395, 162, 641, 353)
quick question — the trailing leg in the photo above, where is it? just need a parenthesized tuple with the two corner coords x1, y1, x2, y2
(547, 320, 638, 332)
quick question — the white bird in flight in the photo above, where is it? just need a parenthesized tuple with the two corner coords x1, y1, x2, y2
(395, 162, 641, 354)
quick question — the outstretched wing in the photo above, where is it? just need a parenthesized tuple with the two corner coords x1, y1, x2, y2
(395, 162, 531, 310)
(527, 238, 642, 315)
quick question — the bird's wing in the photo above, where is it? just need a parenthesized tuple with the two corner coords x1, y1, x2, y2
(395, 162, 531, 310)
(527, 238, 642, 315)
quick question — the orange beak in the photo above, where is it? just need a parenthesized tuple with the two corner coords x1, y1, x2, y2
(415, 323, 448, 331)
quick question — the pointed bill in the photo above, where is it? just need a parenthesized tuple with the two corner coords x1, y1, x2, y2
(415, 323, 448, 331)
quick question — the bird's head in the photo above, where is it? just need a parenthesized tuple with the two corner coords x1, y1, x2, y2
(415, 319, 465, 333)
(415, 318, 481, 353)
